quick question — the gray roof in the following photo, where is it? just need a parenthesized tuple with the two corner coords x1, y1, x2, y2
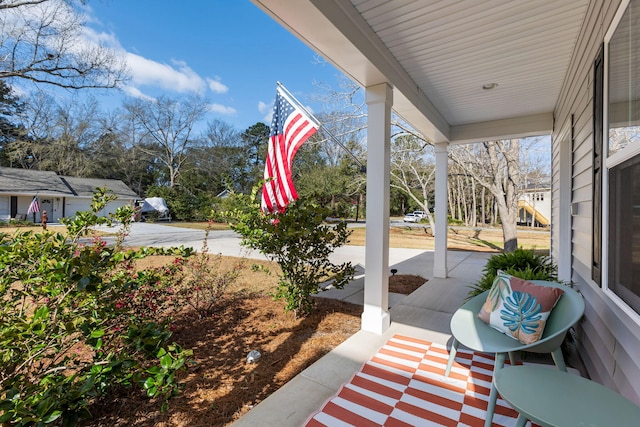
(0, 167, 138, 199)
(0, 167, 73, 196)
(60, 176, 139, 199)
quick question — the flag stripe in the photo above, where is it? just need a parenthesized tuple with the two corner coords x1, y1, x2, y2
(27, 196, 40, 214)
(261, 85, 319, 213)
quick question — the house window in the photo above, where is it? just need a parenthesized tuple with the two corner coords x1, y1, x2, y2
(608, 155, 640, 313)
(605, 0, 640, 315)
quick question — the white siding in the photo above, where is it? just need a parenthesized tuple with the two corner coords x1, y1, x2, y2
(100, 200, 130, 218)
(0, 196, 9, 221)
(552, 0, 640, 404)
(64, 198, 130, 220)
(64, 198, 94, 219)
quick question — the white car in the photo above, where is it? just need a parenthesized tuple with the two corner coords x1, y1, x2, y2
(403, 213, 420, 223)
(413, 210, 426, 218)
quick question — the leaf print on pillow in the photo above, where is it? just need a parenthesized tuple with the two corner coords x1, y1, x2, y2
(499, 291, 543, 336)
(485, 274, 512, 312)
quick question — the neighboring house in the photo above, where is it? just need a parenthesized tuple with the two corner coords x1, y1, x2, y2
(518, 187, 551, 227)
(0, 167, 138, 222)
(216, 189, 231, 199)
(251, 0, 640, 404)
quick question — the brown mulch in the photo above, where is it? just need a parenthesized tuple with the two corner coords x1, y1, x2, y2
(389, 274, 427, 294)
(85, 275, 426, 427)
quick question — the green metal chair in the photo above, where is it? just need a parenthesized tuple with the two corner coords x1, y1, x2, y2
(444, 280, 585, 427)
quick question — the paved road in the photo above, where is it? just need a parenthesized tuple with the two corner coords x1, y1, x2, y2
(93, 222, 432, 276)
(95, 222, 257, 258)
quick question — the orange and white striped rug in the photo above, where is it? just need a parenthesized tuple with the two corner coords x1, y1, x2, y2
(305, 334, 538, 427)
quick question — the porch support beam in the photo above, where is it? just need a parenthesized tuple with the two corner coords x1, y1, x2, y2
(449, 113, 553, 145)
(361, 82, 392, 335)
(434, 142, 449, 278)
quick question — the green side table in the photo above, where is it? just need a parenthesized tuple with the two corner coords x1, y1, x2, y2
(494, 365, 640, 427)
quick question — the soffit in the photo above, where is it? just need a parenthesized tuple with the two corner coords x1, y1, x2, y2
(251, 0, 590, 143)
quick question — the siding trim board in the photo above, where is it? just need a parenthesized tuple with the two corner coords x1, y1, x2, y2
(554, 115, 573, 282)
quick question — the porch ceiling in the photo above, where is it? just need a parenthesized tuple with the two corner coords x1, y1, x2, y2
(251, 0, 590, 144)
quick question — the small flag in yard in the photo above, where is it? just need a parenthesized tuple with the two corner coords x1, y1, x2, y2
(261, 85, 320, 213)
(27, 195, 40, 214)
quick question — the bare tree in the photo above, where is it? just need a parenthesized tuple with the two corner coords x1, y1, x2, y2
(389, 134, 436, 231)
(193, 119, 243, 193)
(312, 76, 367, 167)
(86, 110, 155, 195)
(448, 161, 486, 227)
(124, 95, 207, 188)
(305, 78, 368, 213)
(312, 78, 443, 224)
(450, 140, 522, 252)
(7, 94, 103, 174)
(0, 0, 127, 89)
(4, 90, 58, 168)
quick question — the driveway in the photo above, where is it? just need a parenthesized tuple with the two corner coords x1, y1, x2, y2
(95, 222, 264, 259)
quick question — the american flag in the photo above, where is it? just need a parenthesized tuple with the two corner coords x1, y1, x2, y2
(261, 86, 319, 213)
(27, 195, 40, 214)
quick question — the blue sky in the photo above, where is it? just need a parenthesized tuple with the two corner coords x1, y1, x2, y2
(77, 0, 344, 131)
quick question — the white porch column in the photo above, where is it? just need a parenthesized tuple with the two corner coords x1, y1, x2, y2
(361, 82, 392, 334)
(434, 142, 449, 278)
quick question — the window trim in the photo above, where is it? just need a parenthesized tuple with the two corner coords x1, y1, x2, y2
(593, 44, 603, 286)
(602, 0, 640, 323)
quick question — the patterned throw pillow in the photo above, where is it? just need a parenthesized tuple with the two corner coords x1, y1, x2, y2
(478, 271, 564, 345)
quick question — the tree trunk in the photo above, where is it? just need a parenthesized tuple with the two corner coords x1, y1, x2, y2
(495, 195, 519, 252)
(481, 186, 486, 225)
(461, 176, 469, 226)
(421, 198, 436, 235)
(471, 178, 477, 227)
(448, 183, 455, 220)
(169, 165, 176, 188)
(456, 176, 463, 222)
(530, 196, 537, 228)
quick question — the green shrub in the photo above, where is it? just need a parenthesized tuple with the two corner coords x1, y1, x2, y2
(0, 189, 193, 426)
(227, 186, 355, 317)
(468, 249, 558, 298)
(170, 223, 243, 317)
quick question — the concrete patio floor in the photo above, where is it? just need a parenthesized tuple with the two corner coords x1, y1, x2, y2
(233, 250, 491, 426)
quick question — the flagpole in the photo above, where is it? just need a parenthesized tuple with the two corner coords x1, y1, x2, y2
(277, 82, 366, 171)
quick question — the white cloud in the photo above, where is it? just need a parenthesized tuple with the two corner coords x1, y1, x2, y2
(125, 54, 207, 94)
(258, 101, 270, 114)
(258, 101, 274, 123)
(121, 85, 156, 102)
(207, 78, 228, 94)
(78, 6, 231, 98)
(81, 26, 121, 49)
(207, 103, 237, 115)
